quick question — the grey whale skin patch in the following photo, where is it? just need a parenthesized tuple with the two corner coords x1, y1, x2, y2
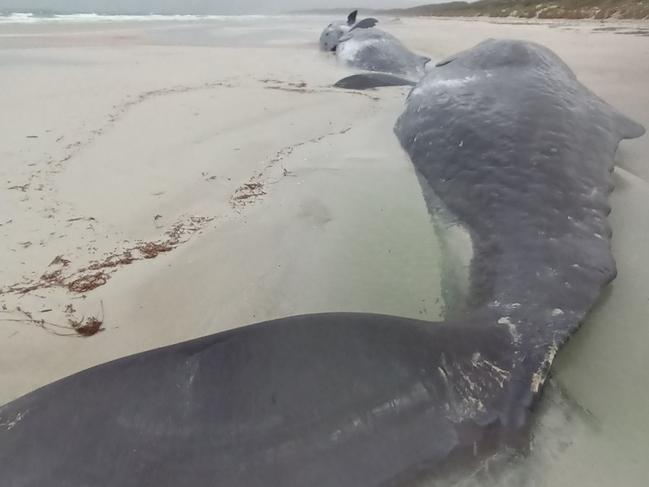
(0, 40, 644, 486)
(335, 28, 430, 79)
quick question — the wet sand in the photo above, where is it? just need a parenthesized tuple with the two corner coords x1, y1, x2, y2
(1, 14, 648, 486)
(0, 17, 446, 405)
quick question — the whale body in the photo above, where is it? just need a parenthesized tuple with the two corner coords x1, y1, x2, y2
(336, 29, 430, 79)
(394, 38, 645, 426)
(0, 40, 644, 486)
(320, 11, 429, 80)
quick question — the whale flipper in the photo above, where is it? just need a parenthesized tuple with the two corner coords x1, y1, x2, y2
(347, 10, 358, 25)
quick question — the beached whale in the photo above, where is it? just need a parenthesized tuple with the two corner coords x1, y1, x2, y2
(320, 11, 429, 79)
(336, 28, 430, 79)
(0, 40, 644, 486)
(319, 9, 378, 52)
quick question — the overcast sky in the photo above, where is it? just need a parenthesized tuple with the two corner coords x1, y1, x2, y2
(0, 0, 430, 14)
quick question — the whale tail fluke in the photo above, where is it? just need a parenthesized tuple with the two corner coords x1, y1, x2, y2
(350, 18, 379, 31)
(347, 10, 358, 25)
(334, 73, 416, 90)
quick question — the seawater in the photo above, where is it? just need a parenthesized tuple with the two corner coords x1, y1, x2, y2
(0, 12, 287, 24)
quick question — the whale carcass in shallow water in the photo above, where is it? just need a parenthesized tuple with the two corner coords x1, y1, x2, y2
(0, 40, 644, 486)
(320, 11, 429, 79)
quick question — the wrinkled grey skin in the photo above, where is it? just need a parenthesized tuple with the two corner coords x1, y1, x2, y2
(0, 40, 644, 487)
(336, 29, 430, 79)
(394, 39, 645, 425)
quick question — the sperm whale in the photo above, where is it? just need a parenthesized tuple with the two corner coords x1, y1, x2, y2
(320, 11, 430, 80)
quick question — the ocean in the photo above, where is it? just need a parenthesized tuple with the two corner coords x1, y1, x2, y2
(0, 12, 285, 24)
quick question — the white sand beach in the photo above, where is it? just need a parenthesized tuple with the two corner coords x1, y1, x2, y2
(0, 14, 648, 485)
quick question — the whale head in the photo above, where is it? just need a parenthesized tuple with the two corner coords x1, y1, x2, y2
(319, 10, 378, 52)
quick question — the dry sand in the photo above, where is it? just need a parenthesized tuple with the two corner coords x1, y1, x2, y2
(0, 14, 648, 486)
